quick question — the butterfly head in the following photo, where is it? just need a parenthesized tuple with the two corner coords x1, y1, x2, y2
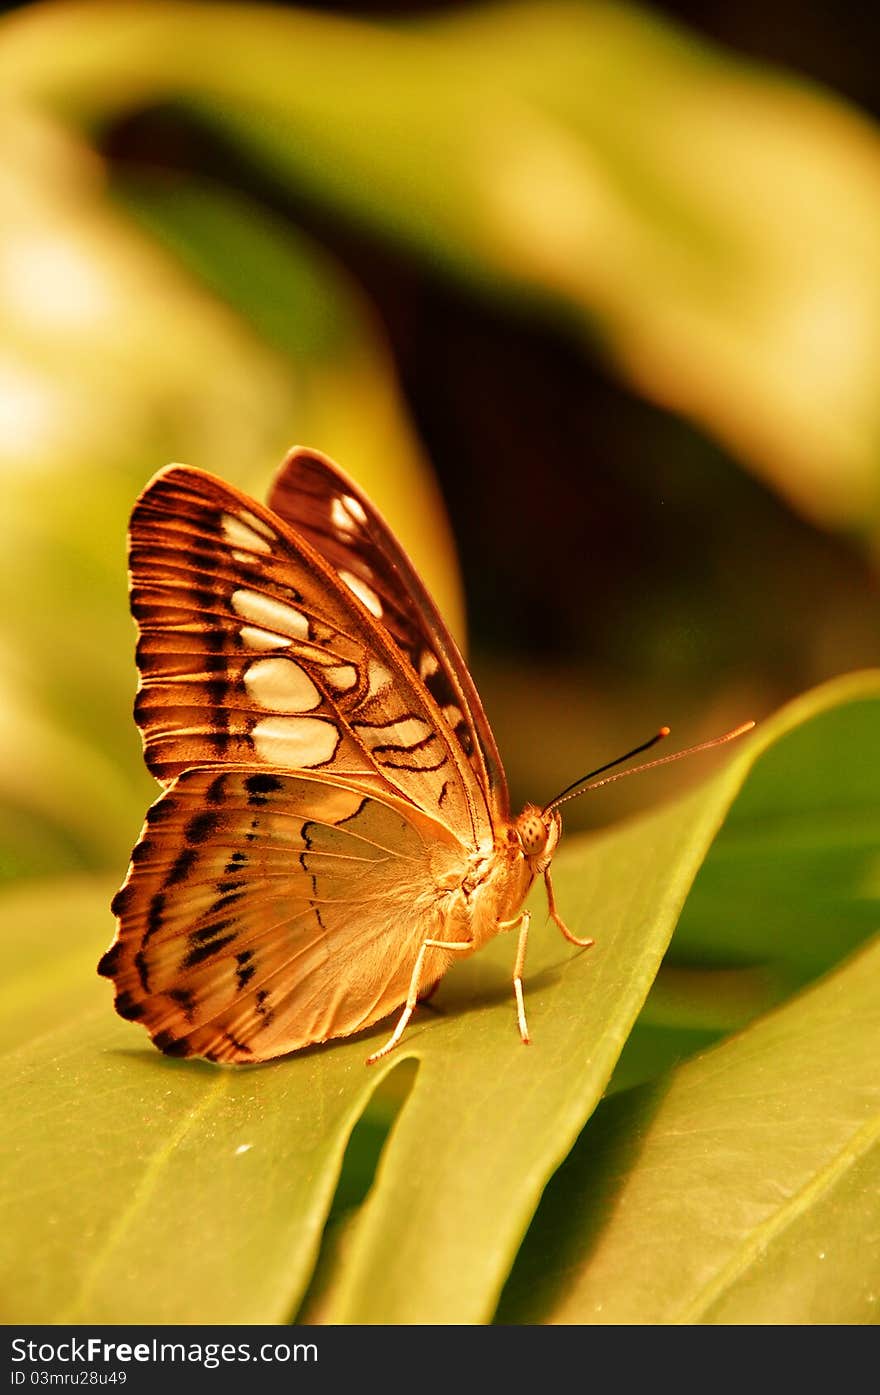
(513, 805, 562, 874)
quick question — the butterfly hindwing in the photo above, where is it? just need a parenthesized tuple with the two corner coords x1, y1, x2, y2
(129, 465, 491, 845)
(101, 767, 474, 1062)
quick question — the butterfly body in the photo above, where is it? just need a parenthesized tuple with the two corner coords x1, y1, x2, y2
(99, 449, 583, 1064)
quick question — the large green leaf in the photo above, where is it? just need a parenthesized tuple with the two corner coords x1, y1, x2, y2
(2, 671, 875, 1323)
(497, 932, 880, 1323)
(0, 876, 408, 1323)
(314, 672, 880, 1322)
(608, 680, 880, 1090)
(3, 1, 880, 535)
(0, 1013, 398, 1324)
(672, 690, 880, 978)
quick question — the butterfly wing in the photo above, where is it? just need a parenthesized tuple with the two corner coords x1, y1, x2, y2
(100, 767, 475, 1062)
(268, 447, 509, 822)
(129, 464, 492, 847)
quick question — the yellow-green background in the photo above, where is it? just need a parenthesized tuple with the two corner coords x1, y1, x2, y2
(0, 0, 878, 1325)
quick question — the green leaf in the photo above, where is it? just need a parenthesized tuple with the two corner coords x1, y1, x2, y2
(0, 876, 408, 1324)
(497, 933, 880, 1324)
(315, 672, 880, 1322)
(673, 689, 880, 979)
(0, 881, 404, 1324)
(606, 684, 880, 1093)
(606, 961, 786, 1095)
(0, 1016, 406, 1324)
(2, 672, 876, 1323)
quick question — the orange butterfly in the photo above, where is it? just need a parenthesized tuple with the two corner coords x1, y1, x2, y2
(99, 448, 750, 1064)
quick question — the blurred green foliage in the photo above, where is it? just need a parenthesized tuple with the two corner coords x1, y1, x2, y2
(0, 0, 877, 1325)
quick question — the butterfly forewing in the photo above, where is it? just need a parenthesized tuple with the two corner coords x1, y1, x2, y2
(129, 466, 491, 846)
(268, 448, 509, 823)
(101, 768, 473, 1061)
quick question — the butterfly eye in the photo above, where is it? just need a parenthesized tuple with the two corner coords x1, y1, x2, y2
(516, 810, 550, 859)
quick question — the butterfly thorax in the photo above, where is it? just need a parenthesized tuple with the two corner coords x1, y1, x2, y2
(431, 806, 560, 956)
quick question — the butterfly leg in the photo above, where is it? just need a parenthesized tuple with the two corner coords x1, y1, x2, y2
(366, 937, 475, 1065)
(512, 911, 531, 1045)
(544, 869, 595, 949)
(496, 911, 532, 1043)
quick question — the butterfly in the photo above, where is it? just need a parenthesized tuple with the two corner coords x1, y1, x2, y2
(98, 447, 751, 1066)
(96, 445, 597, 1066)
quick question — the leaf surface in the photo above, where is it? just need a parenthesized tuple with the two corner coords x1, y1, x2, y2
(497, 935, 880, 1323)
(2, 674, 876, 1322)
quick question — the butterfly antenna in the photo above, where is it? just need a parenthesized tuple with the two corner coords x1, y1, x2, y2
(543, 721, 755, 814)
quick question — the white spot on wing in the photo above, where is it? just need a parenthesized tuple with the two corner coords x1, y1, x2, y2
(232, 589, 309, 639)
(239, 509, 277, 541)
(368, 660, 393, 697)
(245, 657, 322, 712)
(356, 716, 432, 751)
(222, 513, 273, 554)
(331, 497, 356, 534)
(339, 569, 382, 618)
(323, 663, 358, 692)
(305, 784, 370, 823)
(419, 650, 439, 679)
(240, 625, 292, 652)
(342, 493, 367, 524)
(252, 716, 340, 767)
